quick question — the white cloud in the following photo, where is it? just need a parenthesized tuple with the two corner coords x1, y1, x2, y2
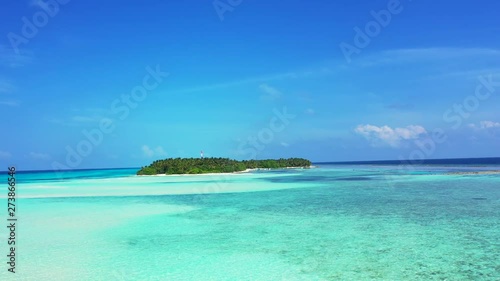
(142, 145, 168, 158)
(71, 110, 111, 123)
(142, 145, 154, 157)
(49, 108, 111, 126)
(305, 108, 315, 115)
(174, 68, 333, 95)
(383, 47, 500, 59)
(175, 72, 297, 94)
(0, 79, 17, 106)
(155, 146, 167, 157)
(0, 80, 15, 94)
(0, 101, 19, 107)
(259, 84, 282, 101)
(355, 124, 427, 147)
(357, 47, 500, 68)
(0, 45, 33, 68)
(72, 116, 98, 122)
(469, 121, 500, 140)
(29, 152, 50, 160)
(0, 151, 11, 159)
(479, 121, 500, 129)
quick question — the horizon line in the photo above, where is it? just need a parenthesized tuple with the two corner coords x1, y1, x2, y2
(3, 156, 500, 173)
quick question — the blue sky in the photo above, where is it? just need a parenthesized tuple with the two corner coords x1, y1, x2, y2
(1, 0, 500, 170)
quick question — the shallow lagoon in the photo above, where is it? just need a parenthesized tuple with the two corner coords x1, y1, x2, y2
(1, 165, 499, 280)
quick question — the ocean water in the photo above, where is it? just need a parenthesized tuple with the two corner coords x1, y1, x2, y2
(0, 162, 499, 280)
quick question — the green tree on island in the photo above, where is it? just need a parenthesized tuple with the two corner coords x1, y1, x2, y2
(137, 157, 312, 175)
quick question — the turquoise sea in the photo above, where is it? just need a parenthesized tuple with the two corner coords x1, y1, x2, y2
(1, 162, 499, 280)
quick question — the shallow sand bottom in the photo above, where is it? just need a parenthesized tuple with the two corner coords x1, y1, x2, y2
(2, 167, 499, 280)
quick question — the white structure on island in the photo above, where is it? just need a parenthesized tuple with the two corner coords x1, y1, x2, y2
(200, 150, 204, 159)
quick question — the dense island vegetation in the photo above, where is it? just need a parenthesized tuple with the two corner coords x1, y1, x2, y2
(137, 157, 312, 175)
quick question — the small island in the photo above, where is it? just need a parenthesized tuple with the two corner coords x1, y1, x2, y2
(137, 157, 312, 175)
